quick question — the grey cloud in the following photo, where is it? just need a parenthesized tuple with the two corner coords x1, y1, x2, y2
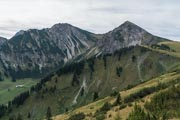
(0, 0, 179, 41)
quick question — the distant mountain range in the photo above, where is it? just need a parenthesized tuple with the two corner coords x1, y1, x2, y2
(0, 21, 168, 79)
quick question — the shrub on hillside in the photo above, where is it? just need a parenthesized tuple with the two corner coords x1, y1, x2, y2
(68, 113, 85, 120)
(100, 102, 111, 112)
(114, 93, 122, 106)
(124, 83, 167, 103)
(119, 104, 127, 110)
(145, 84, 180, 119)
(116, 67, 123, 77)
(126, 105, 156, 120)
(110, 91, 119, 97)
(95, 111, 105, 120)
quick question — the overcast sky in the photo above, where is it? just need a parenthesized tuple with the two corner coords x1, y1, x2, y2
(0, 0, 180, 41)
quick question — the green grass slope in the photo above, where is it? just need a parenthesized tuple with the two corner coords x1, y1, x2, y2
(54, 70, 180, 120)
(2, 45, 180, 120)
(0, 78, 38, 105)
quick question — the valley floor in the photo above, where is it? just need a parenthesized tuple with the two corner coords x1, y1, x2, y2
(0, 78, 38, 105)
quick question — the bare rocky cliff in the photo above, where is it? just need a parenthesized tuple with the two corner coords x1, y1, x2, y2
(0, 23, 98, 78)
(96, 21, 167, 53)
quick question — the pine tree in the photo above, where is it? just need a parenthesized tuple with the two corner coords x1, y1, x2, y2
(27, 112, 31, 119)
(114, 93, 121, 105)
(12, 76, 16, 82)
(93, 92, 99, 101)
(46, 107, 52, 120)
(0, 73, 3, 81)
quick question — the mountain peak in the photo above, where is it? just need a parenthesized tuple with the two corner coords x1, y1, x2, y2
(122, 20, 135, 25)
(118, 21, 144, 31)
(51, 23, 73, 29)
(96, 21, 164, 53)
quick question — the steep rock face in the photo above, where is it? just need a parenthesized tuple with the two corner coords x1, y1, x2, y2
(0, 23, 98, 78)
(96, 21, 167, 53)
(0, 21, 168, 78)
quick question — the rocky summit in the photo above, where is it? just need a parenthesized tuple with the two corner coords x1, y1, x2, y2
(96, 21, 167, 53)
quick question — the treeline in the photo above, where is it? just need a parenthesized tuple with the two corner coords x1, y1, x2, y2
(0, 91, 30, 118)
(125, 78, 179, 104)
(113, 45, 149, 61)
(151, 44, 174, 51)
(56, 60, 85, 76)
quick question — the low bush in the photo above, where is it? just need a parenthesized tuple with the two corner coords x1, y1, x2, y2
(68, 113, 85, 120)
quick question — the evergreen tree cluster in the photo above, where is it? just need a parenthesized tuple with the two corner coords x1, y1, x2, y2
(87, 58, 95, 79)
(68, 112, 85, 120)
(124, 82, 168, 103)
(95, 102, 112, 120)
(0, 91, 30, 118)
(151, 44, 173, 51)
(56, 61, 85, 76)
(0, 72, 4, 81)
(12, 91, 30, 107)
(0, 105, 7, 118)
(103, 56, 107, 69)
(87, 58, 95, 72)
(116, 67, 123, 77)
(132, 55, 136, 62)
(72, 71, 80, 86)
(93, 92, 99, 101)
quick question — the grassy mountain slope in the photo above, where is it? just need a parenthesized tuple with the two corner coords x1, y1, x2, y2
(0, 78, 38, 105)
(2, 43, 180, 120)
(52, 41, 180, 120)
(54, 69, 180, 120)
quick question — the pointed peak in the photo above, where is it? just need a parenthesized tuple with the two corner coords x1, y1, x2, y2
(121, 21, 138, 27)
(123, 20, 134, 24)
(113, 20, 146, 33)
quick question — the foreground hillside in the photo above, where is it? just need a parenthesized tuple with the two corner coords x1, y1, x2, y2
(54, 70, 180, 120)
(1, 42, 180, 120)
(52, 41, 180, 120)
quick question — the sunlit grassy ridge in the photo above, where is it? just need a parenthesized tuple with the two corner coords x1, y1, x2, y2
(50, 41, 180, 120)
